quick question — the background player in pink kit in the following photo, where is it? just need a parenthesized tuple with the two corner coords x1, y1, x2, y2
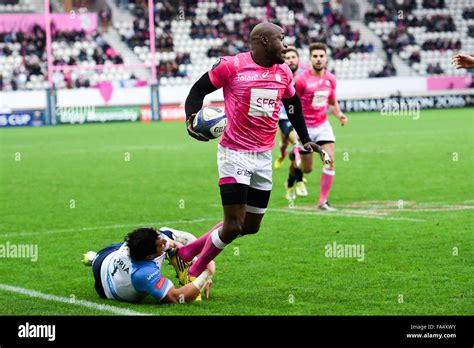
(178, 22, 330, 281)
(295, 43, 348, 211)
(275, 47, 310, 200)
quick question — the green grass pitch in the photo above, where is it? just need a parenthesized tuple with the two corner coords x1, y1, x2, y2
(0, 107, 472, 315)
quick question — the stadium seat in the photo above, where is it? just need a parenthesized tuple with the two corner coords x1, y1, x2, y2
(365, 0, 470, 76)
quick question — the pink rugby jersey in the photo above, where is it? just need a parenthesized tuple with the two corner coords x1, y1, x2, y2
(208, 52, 295, 152)
(295, 69, 336, 128)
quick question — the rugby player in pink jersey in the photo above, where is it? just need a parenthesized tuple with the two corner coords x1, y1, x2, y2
(275, 46, 310, 200)
(295, 43, 349, 211)
(170, 23, 331, 282)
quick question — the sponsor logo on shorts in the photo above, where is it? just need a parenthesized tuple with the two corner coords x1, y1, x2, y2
(236, 168, 252, 177)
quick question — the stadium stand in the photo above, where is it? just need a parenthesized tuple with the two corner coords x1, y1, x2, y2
(365, 0, 472, 76)
(0, 0, 136, 91)
(113, 0, 387, 85)
(0, 0, 471, 90)
(0, 25, 47, 91)
(0, 0, 34, 13)
(0, 24, 131, 91)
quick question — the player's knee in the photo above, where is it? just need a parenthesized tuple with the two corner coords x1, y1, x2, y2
(302, 165, 313, 174)
(223, 220, 243, 238)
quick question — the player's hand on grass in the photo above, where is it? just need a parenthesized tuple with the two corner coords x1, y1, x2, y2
(202, 261, 215, 299)
(206, 261, 216, 275)
(452, 54, 474, 69)
(204, 279, 212, 299)
(186, 113, 209, 142)
(303, 142, 332, 164)
(338, 114, 348, 126)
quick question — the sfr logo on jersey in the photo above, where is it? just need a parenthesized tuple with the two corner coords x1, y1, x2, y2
(312, 90, 330, 107)
(249, 88, 278, 117)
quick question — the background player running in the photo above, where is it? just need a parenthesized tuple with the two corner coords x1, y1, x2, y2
(274, 46, 309, 200)
(83, 226, 214, 304)
(295, 43, 348, 211)
(182, 22, 331, 281)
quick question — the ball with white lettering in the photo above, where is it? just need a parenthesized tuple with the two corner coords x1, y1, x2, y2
(192, 106, 227, 139)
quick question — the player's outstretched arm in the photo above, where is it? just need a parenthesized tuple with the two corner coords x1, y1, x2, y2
(184, 73, 219, 142)
(452, 54, 474, 69)
(282, 94, 332, 164)
(329, 99, 348, 126)
(204, 260, 215, 299)
(161, 270, 213, 304)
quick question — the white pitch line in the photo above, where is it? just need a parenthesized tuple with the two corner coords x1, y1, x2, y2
(210, 203, 425, 221)
(267, 208, 426, 222)
(0, 217, 220, 239)
(0, 283, 150, 316)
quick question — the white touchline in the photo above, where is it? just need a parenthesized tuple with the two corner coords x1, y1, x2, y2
(0, 283, 150, 316)
(0, 217, 221, 238)
(267, 208, 426, 222)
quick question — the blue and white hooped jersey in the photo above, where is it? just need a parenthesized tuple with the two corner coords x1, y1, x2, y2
(100, 239, 173, 303)
(279, 104, 289, 120)
(278, 65, 307, 121)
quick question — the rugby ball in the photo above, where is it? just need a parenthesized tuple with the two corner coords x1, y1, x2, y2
(192, 106, 227, 139)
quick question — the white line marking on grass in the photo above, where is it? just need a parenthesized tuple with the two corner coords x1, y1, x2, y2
(211, 203, 425, 221)
(336, 201, 474, 213)
(0, 217, 220, 238)
(268, 208, 426, 222)
(47, 144, 188, 155)
(0, 283, 150, 316)
(288, 205, 391, 216)
(377, 206, 474, 213)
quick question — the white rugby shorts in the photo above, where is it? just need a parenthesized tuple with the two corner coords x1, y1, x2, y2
(217, 144, 272, 191)
(307, 120, 336, 144)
